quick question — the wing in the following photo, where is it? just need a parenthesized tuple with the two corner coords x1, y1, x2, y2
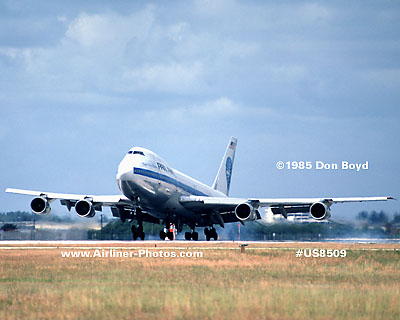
(5, 188, 131, 207)
(180, 195, 393, 207)
(5, 188, 160, 223)
(180, 195, 394, 222)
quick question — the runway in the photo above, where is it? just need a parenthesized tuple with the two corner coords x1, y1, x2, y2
(0, 239, 399, 251)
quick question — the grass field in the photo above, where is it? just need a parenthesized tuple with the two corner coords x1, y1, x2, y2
(0, 241, 399, 319)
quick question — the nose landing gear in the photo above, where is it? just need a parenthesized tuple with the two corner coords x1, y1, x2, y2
(160, 229, 175, 240)
(160, 221, 176, 240)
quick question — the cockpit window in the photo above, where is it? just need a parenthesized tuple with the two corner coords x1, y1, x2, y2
(128, 150, 145, 156)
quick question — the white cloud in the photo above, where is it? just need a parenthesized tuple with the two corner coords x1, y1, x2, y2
(122, 62, 204, 93)
(65, 14, 111, 47)
(0, 47, 20, 60)
(57, 16, 68, 23)
(144, 97, 238, 123)
(1, 3, 320, 97)
(188, 97, 240, 116)
(64, 7, 155, 48)
(181, 97, 240, 120)
(0, 1, 398, 113)
(144, 97, 278, 124)
(167, 22, 189, 42)
(297, 3, 333, 23)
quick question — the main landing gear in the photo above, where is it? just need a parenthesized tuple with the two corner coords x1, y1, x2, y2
(131, 224, 145, 241)
(184, 230, 199, 241)
(160, 228, 174, 241)
(204, 227, 218, 241)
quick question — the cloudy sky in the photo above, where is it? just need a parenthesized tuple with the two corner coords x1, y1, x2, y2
(1, 0, 399, 220)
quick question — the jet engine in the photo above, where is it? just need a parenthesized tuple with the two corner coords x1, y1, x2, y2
(235, 203, 257, 221)
(30, 197, 51, 215)
(310, 202, 331, 220)
(75, 199, 96, 218)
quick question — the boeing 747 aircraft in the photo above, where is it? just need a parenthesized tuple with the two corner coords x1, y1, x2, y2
(5, 137, 393, 240)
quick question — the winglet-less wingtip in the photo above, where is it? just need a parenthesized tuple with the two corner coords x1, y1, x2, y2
(387, 196, 395, 200)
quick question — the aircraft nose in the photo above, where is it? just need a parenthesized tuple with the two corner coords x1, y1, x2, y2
(116, 156, 132, 180)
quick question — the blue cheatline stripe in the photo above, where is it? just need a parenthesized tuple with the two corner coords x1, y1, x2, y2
(133, 167, 208, 197)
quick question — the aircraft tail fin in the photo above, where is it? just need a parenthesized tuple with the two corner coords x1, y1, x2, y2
(212, 137, 237, 196)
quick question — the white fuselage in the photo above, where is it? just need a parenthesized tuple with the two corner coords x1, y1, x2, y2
(116, 147, 226, 224)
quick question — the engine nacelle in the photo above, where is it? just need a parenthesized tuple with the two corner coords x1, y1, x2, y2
(310, 202, 331, 220)
(30, 197, 51, 215)
(75, 200, 96, 218)
(235, 203, 257, 221)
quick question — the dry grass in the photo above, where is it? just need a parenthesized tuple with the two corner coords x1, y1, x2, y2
(0, 242, 399, 319)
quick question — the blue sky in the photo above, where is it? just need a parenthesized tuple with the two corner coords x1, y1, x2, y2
(1, 0, 399, 220)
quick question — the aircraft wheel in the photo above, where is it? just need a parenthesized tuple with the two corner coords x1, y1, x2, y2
(192, 231, 198, 241)
(185, 232, 192, 240)
(210, 228, 218, 241)
(140, 232, 145, 240)
(160, 230, 166, 240)
(167, 231, 174, 240)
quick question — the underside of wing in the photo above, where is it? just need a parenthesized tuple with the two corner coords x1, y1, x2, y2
(180, 195, 393, 209)
(180, 195, 394, 222)
(179, 196, 263, 226)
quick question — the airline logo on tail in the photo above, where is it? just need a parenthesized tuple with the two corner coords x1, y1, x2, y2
(225, 157, 233, 191)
